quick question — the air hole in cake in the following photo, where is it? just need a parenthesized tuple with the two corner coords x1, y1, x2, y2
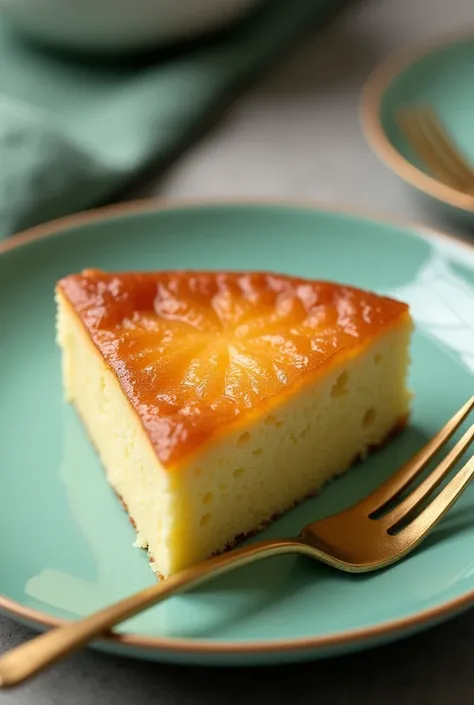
(218, 482, 228, 492)
(375, 353, 383, 365)
(275, 420, 283, 428)
(203, 492, 214, 505)
(253, 447, 263, 457)
(200, 513, 211, 526)
(237, 431, 251, 447)
(331, 370, 349, 397)
(265, 414, 277, 426)
(289, 433, 298, 446)
(194, 467, 202, 477)
(299, 425, 310, 439)
(363, 408, 376, 427)
(233, 467, 245, 478)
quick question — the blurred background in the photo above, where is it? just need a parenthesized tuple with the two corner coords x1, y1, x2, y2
(0, 0, 472, 241)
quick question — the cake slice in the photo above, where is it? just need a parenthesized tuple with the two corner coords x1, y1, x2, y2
(56, 269, 412, 577)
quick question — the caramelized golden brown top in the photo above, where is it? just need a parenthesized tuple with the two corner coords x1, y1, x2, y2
(58, 269, 409, 467)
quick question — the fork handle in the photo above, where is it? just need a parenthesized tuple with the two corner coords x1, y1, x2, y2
(0, 538, 307, 688)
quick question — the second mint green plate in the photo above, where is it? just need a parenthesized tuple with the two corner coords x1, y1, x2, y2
(0, 200, 474, 666)
(362, 32, 474, 220)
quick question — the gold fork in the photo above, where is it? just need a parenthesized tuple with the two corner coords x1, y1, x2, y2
(397, 106, 474, 195)
(1, 397, 474, 688)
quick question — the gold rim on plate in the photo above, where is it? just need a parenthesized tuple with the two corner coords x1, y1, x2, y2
(360, 29, 474, 213)
(1, 196, 474, 659)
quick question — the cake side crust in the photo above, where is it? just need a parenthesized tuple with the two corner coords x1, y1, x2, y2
(129, 413, 408, 580)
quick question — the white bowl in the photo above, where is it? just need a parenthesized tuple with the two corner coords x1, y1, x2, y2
(0, 0, 261, 54)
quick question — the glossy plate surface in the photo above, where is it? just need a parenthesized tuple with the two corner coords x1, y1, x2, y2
(361, 32, 474, 216)
(0, 200, 474, 666)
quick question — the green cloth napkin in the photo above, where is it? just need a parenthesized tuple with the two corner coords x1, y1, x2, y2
(0, 0, 350, 239)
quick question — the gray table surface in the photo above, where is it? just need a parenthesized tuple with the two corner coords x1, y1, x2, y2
(2, 0, 474, 702)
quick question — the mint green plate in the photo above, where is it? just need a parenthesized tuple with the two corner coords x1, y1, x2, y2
(1, 200, 474, 667)
(362, 33, 474, 220)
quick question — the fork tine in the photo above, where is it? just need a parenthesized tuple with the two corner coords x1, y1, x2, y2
(398, 454, 474, 544)
(382, 420, 474, 530)
(421, 108, 474, 186)
(363, 396, 474, 515)
(397, 109, 451, 185)
(397, 109, 460, 187)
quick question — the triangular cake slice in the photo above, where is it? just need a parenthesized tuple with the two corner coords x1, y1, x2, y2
(56, 269, 412, 577)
